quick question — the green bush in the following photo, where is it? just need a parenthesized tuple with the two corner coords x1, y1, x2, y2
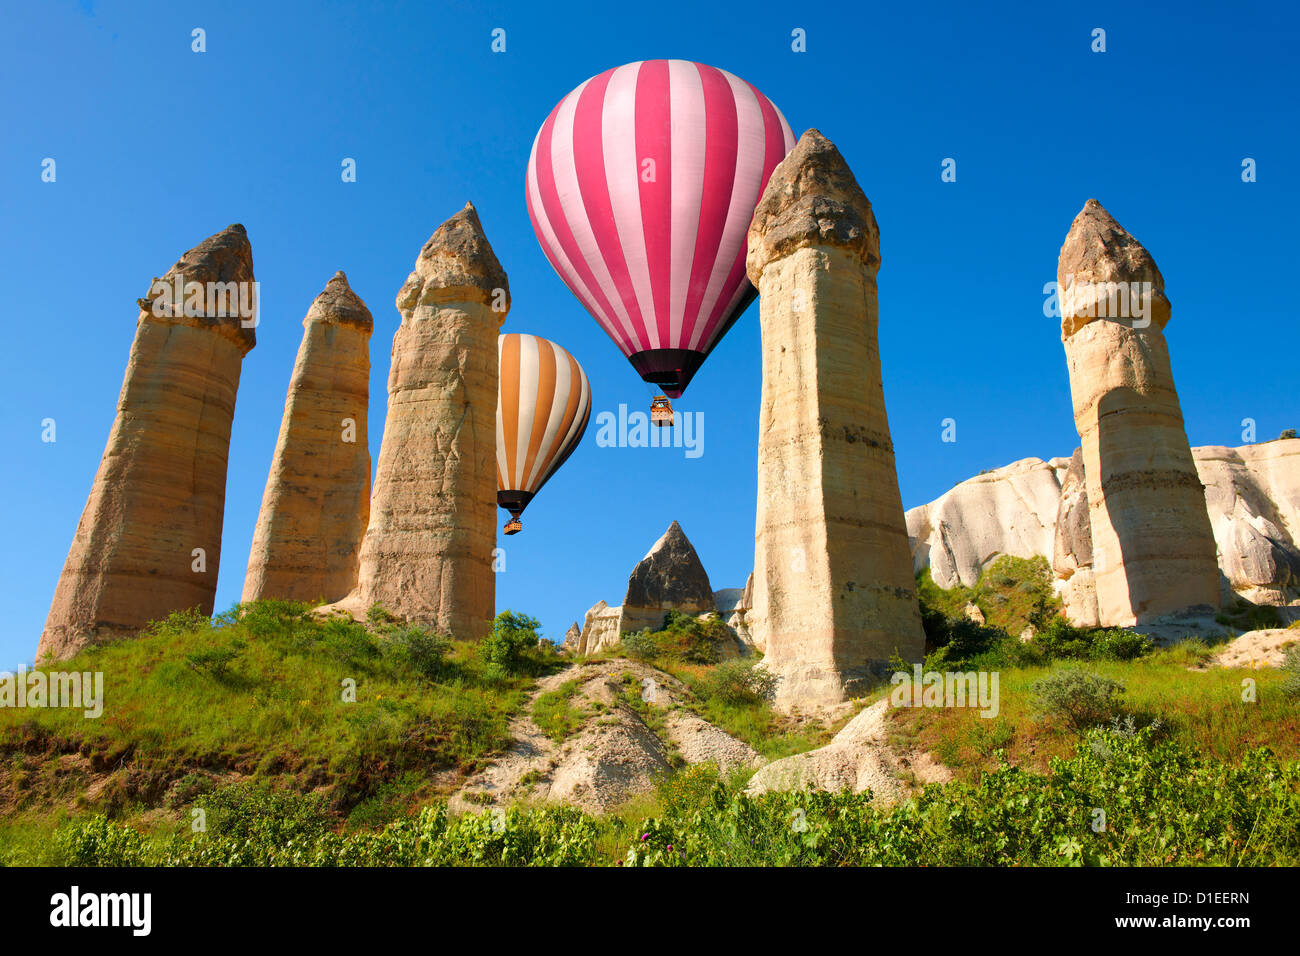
(393, 627, 452, 680)
(482, 611, 542, 678)
(1031, 617, 1154, 662)
(1282, 646, 1300, 702)
(697, 659, 777, 706)
(618, 630, 658, 662)
(1032, 669, 1127, 732)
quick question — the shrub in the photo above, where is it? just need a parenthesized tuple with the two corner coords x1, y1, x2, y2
(697, 659, 777, 706)
(1032, 669, 1127, 732)
(393, 627, 452, 680)
(1031, 617, 1153, 662)
(1282, 646, 1300, 702)
(184, 639, 247, 680)
(618, 630, 658, 662)
(481, 610, 542, 677)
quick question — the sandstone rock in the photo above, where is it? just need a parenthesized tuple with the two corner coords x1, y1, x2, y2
(576, 600, 622, 656)
(1058, 199, 1220, 625)
(907, 439, 1300, 623)
(963, 602, 986, 625)
(1209, 628, 1300, 669)
(746, 129, 925, 710)
(39, 225, 257, 661)
(562, 621, 581, 653)
(745, 699, 949, 801)
(619, 521, 716, 633)
(1195, 440, 1300, 605)
(242, 272, 372, 604)
(327, 203, 506, 638)
(905, 458, 1064, 589)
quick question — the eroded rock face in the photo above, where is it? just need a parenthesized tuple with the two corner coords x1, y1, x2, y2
(242, 272, 372, 604)
(1058, 199, 1220, 625)
(620, 521, 715, 633)
(747, 129, 924, 711)
(905, 458, 1064, 589)
(1195, 441, 1300, 605)
(39, 225, 257, 661)
(905, 439, 1300, 620)
(329, 203, 506, 638)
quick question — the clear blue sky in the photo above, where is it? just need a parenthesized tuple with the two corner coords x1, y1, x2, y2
(2, 0, 1296, 669)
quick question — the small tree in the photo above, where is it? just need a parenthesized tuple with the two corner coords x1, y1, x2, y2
(482, 610, 542, 677)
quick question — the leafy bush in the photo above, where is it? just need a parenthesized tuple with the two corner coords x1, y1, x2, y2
(393, 627, 452, 680)
(184, 639, 247, 680)
(481, 611, 543, 678)
(1032, 669, 1126, 732)
(49, 732, 1300, 867)
(697, 659, 777, 706)
(618, 630, 658, 662)
(1282, 646, 1300, 702)
(1031, 617, 1154, 662)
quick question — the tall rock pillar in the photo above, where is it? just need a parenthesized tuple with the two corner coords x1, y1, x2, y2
(39, 225, 257, 661)
(1057, 199, 1220, 625)
(242, 272, 373, 604)
(746, 130, 924, 710)
(344, 203, 507, 638)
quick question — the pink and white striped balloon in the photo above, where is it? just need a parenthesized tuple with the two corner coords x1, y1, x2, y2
(526, 60, 796, 398)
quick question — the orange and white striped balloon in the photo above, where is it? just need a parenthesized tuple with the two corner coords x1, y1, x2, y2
(497, 333, 592, 528)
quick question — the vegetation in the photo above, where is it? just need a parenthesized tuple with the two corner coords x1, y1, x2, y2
(31, 727, 1300, 866)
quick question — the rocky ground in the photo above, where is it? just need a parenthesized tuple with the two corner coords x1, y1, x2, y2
(447, 658, 948, 815)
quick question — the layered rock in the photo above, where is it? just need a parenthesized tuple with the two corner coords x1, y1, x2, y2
(242, 272, 372, 604)
(1052, 449, 1099, 626)
(329, 203, 506, 638)
(905, 457, 1066, 589)
(904, 439, 1300, 620)
(38, 225, 257, 661)
(746, 129, 925, 710)
(1195, 441, 1300, 605)
(619, 520, 715, 633)
(1057, 199, 1221, 624)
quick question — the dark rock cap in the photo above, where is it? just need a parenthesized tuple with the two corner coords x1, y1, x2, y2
(306, 270, 373, 332)
(747, 129, 880, 279)
(1057, 198, 1171, 334)
(396, 202, 510, 315)
(137, 223, 257, 351)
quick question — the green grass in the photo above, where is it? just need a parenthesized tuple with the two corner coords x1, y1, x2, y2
(0, 602, 540, 831)
(886, 643, 1300, 781)
(531, 680, 589, 743)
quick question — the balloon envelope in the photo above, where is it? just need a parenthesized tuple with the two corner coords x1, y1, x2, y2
(497, 333, 592, 520)
(526, 59, 796, 397)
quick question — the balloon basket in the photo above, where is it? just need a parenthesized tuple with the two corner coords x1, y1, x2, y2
(650, 395, 674, 427)
(503, 518, 523, 535)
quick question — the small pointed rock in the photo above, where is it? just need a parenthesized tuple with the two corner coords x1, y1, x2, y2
(620, 521, 715, 632)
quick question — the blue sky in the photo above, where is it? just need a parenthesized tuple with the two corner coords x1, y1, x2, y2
(2, 0, 1296, 669)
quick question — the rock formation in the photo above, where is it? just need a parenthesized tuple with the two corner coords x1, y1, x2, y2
(39, 225, 257, 661)
(242, 272, 373, 604)
(905, 457, 1067, 590)
(328, 203, 507, 638)
(905, 439, 1300, 620)
(619, 521, 715, 633)
(1057, 199, 1221, 625)
(746, 129, 925, 710)
(1052, 449, 1099, 626)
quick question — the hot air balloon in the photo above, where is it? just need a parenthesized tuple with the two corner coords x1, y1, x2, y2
(526, 59, 796, 422)
(497, 333, 592, 535)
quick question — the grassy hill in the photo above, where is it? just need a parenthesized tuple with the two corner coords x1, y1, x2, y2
(2, 595, 1298, 866)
